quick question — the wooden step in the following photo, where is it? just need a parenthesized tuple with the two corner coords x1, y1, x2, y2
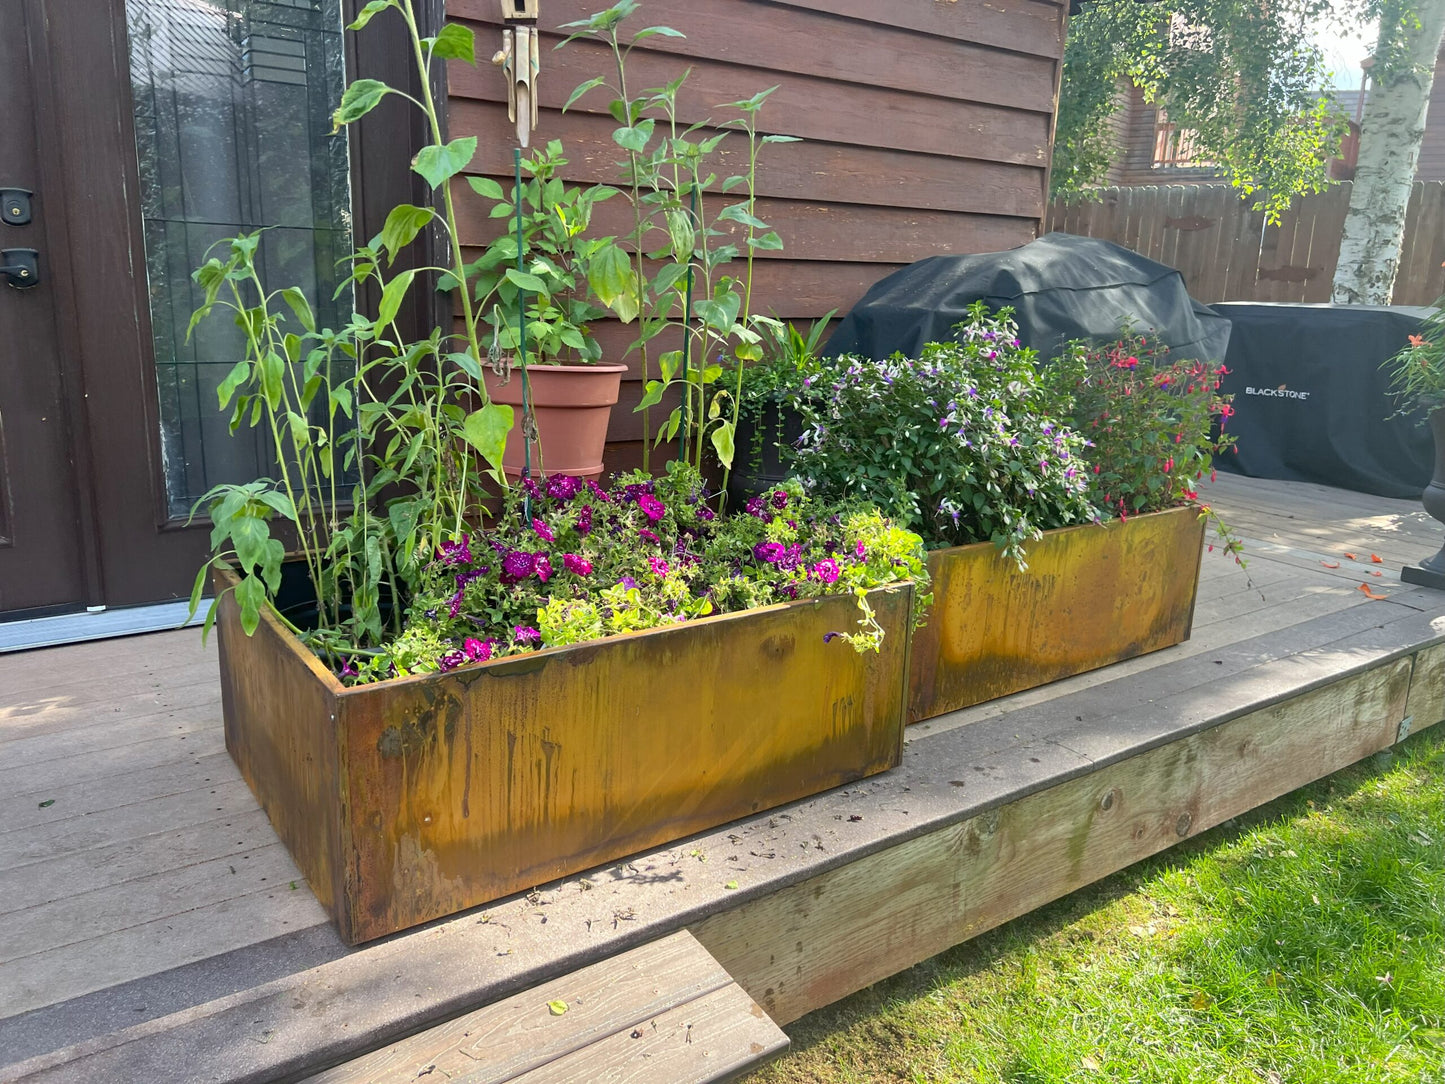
(301, 931, 787, 1084)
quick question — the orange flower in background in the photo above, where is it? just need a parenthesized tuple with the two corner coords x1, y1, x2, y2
(1408, 334, 1427, 348)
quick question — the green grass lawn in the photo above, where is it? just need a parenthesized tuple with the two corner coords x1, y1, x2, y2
(751, 728, 1445, 1084)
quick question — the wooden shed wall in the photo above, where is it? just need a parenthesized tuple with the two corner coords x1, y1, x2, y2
(443, 0, 1068, 472)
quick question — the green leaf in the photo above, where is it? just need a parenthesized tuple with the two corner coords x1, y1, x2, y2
(718, 203, 769, 229)
(234, 573, 267, 637)
(217, 360, 251, 410)
(413, 136, 478, 189)
(748, 231, 784, 251)
(347, 0, 395, 31)
(446, 351, 483, 380)
(665, 209, 695, 262)
(633, 25, 684, 40)
(504, 267, 547, 293)
(659, 350, 683, 383)
(761, 134, 801, 144)
(563, 76, 606, 112)
(587, 243, 637, 321)
(281, 287, 316, 332)
(258, 351, 285, 410)
(329, 384, 353, 419)
(230, 514, 272, 575)
(254, 490, 297, 522)
(694, 290, 741, 333)
(430, 23, 475, 63)
(333, 78, 391, 130)
(612, 119, 655, 154)
(377, 268, 416, 327)
(634, 380, 666, 413)
(185, 559, 213, 626)
(461, 402, 514, 476)
(466, 175, 506, 200)
(547, 1000, 569, 1016)
(734, 341, 763, 363)
(379, 204, 436, 264)
(651, 262, 690, 298)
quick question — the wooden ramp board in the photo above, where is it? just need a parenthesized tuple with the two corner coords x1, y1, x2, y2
(301, 931, 785, 1084)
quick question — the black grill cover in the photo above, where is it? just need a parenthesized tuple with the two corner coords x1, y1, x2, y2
(823, 232, 1232, 365)
(1212, 303, 1433, 499)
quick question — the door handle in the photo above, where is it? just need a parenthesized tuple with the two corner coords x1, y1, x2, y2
(1, 189, 31, 225)
(1, 249, 39, 289)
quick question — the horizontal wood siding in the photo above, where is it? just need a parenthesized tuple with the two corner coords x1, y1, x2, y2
(1416, 43, 1445, 182)
(1045, 181, 1445, 305)
(444, 0, 1067, 471)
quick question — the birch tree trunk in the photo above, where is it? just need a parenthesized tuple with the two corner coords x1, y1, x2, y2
(1332, 0, 1445, 304)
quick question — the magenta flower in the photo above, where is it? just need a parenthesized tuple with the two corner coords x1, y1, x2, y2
(696, 506, 716, 521)
(463, 637, 495, 662)
(514, 626, 541, 645)
(563, 553, 593, 576)
(586, 479, 611, 502)
(649, 556, 670, 577)
(638, 494, 666, 522)
(437, 650, 466, 672)
(546, 475, 584, 501)
(753, 541, 785, 564)
(812, 557, 841, 584)
(577, 505, 593, 535)
(535, 555, 553, 583)
(437, 535, 473, 566)
(771, 489, 790, 510)
(532, 518, 555, 543)
(639, 528, 659, 543)
(501, 550, 536, 580)
(854, 540, 867, 560)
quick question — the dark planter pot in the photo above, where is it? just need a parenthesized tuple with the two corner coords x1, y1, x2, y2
(1403, 408, 1445, 589)
(728, 399, 804, 508)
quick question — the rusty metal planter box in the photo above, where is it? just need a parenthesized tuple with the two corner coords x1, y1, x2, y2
(908, 505, 1206, 722)
(213, 569, 913, 944)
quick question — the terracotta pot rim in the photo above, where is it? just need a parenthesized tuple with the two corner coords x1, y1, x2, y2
(503, 363, 629, 374)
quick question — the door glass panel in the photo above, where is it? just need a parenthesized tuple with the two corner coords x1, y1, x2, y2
(126, 0, 352, 517)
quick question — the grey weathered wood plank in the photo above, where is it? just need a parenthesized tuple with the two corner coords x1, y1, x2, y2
(304, 931, 756, 1084)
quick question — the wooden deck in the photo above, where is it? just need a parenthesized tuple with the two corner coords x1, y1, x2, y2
(1, 473, 1442, 1082)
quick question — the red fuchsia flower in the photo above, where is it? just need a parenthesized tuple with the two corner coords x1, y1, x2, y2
(771, 489, 790, 510)
(513, 626, 541, 645)
(532, 518, 555, 543)
(753, 541, 785, 564)
(1182, 488, 1199, 500)
(463, 637, 496, 662)
(1164, 456, 1175, 474)
(545, 475, 584, 501)
(535, 555, 553, 583)
(649, 556, 670, 577)
(638, 494, 666, 522)
(577, 505, 593, 535)
(812, 557, 841, 584)
(562, 553, 592, 576)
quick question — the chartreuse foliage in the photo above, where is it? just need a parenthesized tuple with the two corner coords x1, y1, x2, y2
(185, 0, 513, 658)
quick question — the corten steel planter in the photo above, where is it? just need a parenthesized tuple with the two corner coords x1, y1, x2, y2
(908, 505, 1206, 722)
(214, 568, 913, 944)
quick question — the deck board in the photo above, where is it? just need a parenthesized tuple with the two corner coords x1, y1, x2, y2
(1, 474, 1442, 1080)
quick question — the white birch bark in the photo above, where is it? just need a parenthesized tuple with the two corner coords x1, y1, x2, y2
(1332, 0, 1445, 304)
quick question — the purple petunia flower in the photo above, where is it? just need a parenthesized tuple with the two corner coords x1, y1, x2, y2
(532, 518, 555, 543)
(854, 540, 867, 560)
(546, 475, 584, 501)
(514, 626, 541, 645)
(437, 650, 466, 672)
(649, 556, 670, 577)
(753, 541, 785, 564)
(463, 637, 495, 662)
(696, 505, 716, 521)
(638, 494, 666, 522)
(771, 489, 790, 510)
(619, 575, 639, 590)
(577, 505, 593, 535)
(339, 659, 359, 679)
(502, 550, 536, 580)
(437, 534, 473, 566)
(563, 553, 592, 576)
(586, 479, 611, 502)
(639, 528, 659, 543)
(535, 555, 553, 584)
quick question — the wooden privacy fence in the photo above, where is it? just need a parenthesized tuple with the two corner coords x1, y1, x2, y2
(1044, 182, 1445, 306)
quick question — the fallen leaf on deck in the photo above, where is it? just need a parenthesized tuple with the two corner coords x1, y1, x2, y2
(37, 799, 55, 809)
(1358, 583, 1390, 600)
(725, 880, 739, 890)
(1371, 553, 1383, 563)
(1344, 552, 1358, 560)
(1370, 570, 1383, 577)
(547, 1000, 569, 1015)
(1320, 561, 1339, 568)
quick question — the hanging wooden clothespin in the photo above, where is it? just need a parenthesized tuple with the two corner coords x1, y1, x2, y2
(491, 0, 541, 147)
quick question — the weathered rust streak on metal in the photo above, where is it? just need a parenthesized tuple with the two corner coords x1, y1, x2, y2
(908, 506, 1206, 722)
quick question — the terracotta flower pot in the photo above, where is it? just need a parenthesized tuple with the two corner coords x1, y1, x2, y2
(1403, 407, 1445, 588)
(482, 363, 627, 478)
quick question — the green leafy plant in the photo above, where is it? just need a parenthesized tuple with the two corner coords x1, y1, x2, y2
(731, 311, 836, 478)
(1384, 316, 1445, 416)
(558, 1, 798, 477)
(789, 305, 1096, 565)
(184, 0, 513, 656)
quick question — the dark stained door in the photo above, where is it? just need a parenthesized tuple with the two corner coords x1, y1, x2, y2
(0, 2, 92, 614)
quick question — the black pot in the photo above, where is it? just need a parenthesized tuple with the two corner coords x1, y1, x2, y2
(728, 399, 804, 508)
(1403, 408, 1445, 588)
